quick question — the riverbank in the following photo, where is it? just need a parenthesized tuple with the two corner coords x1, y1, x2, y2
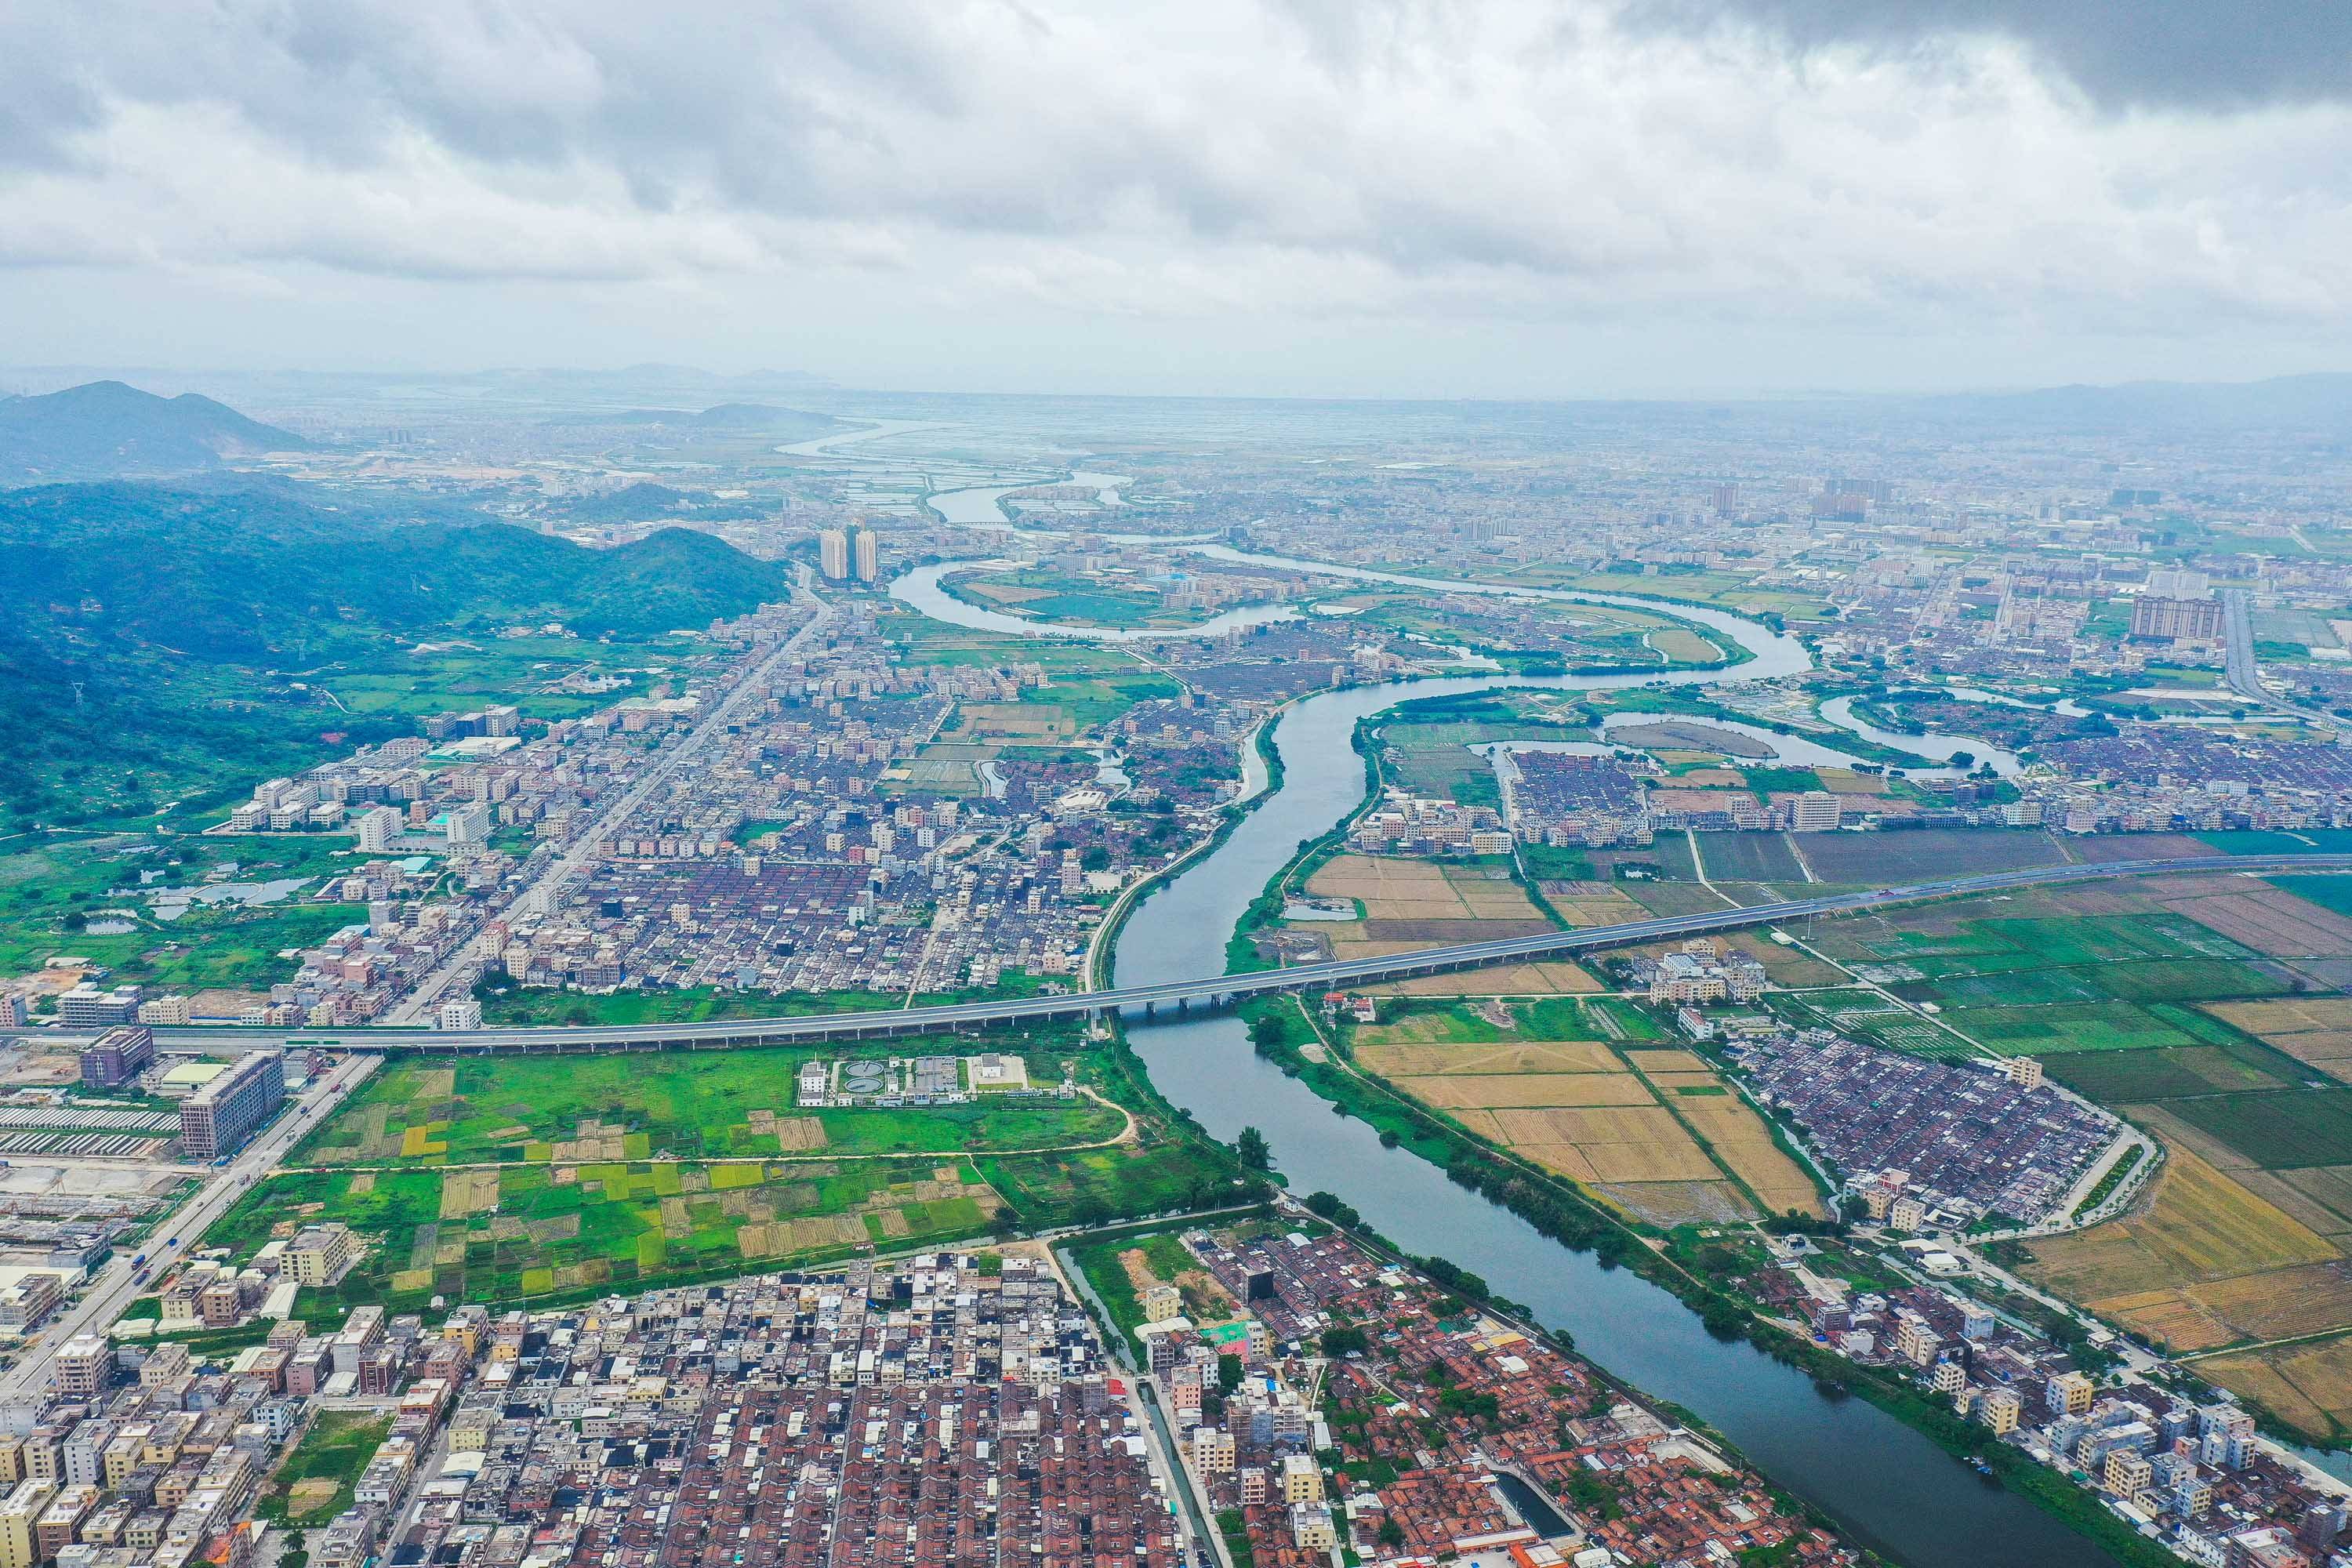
(1243, 996, 2176, 1568)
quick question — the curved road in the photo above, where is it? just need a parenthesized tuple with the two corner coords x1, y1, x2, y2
(154, 852, 2352, 1053)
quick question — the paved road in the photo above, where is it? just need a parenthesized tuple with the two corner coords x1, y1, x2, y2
(0, 1054, 379, 1402)
(2222, 587, 2338, 727)
(389, 597, 835, 1024)
(140, 852, 2352, 1054)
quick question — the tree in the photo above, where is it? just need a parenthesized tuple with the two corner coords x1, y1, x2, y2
(1377, 1518, 1406, 1549)
(1247, 1013, 1287, 1057)
(1235, 1126, 1272, 1171)
(1218, 1352, 1245, 1394)
(1320, 1325, 1367, 1357)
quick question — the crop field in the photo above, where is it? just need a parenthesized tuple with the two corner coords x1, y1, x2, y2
(1795, 827, 2069, 884)
(2024, 1145, 2343, 1348)
(1692, 833, 1808, 884)
(1763, 989, 1973, 1058)
(2201, 999, 2352, 1082)
(2042, 1043, 2294, 1103)
(297, 1047, 1123, 1167)
(204, 1158, 1004, 1312)
(2161, 1089, 2352, 1171)
(1291, 855, 1599, 993)
(2193, 1340, 2352, 1443)
(1349, 1003, 1820, 1222)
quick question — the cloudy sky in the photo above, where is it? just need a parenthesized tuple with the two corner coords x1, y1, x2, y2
(4, 0, 2350, 397)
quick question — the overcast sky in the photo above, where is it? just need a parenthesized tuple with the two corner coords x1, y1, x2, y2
(4, 0, 2350, 399)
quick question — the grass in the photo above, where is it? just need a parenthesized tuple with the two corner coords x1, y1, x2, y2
(202, 1157, 1006, 1313)
(296, 1044, 1122, 1167)
(978, 1142, 1247, 1231)
(259, 1412, 390, 1526)
(2165, 1089, 2352, 1171)
(0, 830, 372, 996)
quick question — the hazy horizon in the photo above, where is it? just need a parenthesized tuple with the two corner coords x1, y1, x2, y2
(6, 2, 2352, 400)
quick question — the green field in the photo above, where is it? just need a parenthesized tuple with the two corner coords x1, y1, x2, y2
(2164, 1089, 2352, 1171)
(1797, 828, 2068, 884)
(2042, 1042, 2298, 1103)
(297, 1045, 1124, 1167)
(2271, 875, 2352, 919)
(978, 1143, 1247, 1231)
(259, 1412, 391, 1525)
(205, 1157, 1003, 1312)
(1693, 833, 1808, 884)
(0, 831, 372, 996)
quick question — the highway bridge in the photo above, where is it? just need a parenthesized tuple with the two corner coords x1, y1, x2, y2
(151, 853, 2352, 1055)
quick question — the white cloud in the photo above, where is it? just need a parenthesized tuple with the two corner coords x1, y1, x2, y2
(2, 0, 2350, 375)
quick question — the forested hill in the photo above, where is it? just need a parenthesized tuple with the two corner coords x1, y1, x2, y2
(0, 481, 790, 823)
(0, 380, 310, 482)
(0, 481, 785, 651)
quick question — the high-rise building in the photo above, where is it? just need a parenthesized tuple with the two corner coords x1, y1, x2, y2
(2131, 594, 2225, 641)
(854, 527, 880, 583)
(819, 528, 850, 581)
(179, 1050, 287, 1160)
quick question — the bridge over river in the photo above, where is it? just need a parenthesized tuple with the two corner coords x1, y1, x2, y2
(152, 852, 2352, 1055)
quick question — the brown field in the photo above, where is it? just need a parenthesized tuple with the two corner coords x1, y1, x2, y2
(2278, 1166, 2352, 1233)
(1624, 1048, 1707, 1073)
(1582, 1142, 1727, 1183)
(2027, 1145, 2339, 1302)
(1404, 1073, 1657, 1109)
(2201, 998, 2352, 1083)
(2190, 1352, 2338, 1439)
(1595, 1179, 1752, 1224)
(2187, 1261, 2352, 1342)
(1544, 881, 1648, 927)
(1354, 1039, 1621, 1076)
(2093, 1290, 2236, 1353)
(2161, 881, 2352, 959)
(1369, 960, 1602, 996)
(2024, 1143, 2352, 1352)
(1308, 855, 1452, 898)
(1678, 1107, 1821, 1216)
(1362, 918, 1555, 942)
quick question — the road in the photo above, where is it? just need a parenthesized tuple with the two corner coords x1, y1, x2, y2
(139, 851, 2352, 1054)
(0, 1053, 380, 1402)
(387, 597, 836, 1023)
(2222, 587, 2339, 727)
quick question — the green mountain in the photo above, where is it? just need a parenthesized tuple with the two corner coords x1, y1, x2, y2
(0, 481, 790, 823)
(0, 381, 310, 483)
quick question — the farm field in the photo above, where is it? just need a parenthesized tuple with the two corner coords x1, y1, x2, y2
(1289, 854, 1599, 995)
(1346, 1000, 1822, 1225)
(1795, 827, 2069, 884)
(295, 1046, 1125, 1167)
(2201, 998, 2352, 1083)
(2022, 1145, 2343, 1359)
(1692, 833, 1808, 884)
(203, 1156, 1005, 1314)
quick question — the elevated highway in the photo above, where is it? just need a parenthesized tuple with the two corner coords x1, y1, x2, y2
(151, 853, 2352, 1054)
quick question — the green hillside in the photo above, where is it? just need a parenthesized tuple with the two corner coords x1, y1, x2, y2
(0, 481, 789, 825)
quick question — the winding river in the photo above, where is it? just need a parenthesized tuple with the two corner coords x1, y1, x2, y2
(898, 478, 2118, 1565)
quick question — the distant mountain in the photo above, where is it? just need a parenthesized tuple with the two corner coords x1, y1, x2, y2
(0, 380, 310, 483)
(1915, 373, 2352, 430)
(0, 480, 789, 823)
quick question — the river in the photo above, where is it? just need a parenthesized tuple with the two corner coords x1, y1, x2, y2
(893, 472, 2118, 1563)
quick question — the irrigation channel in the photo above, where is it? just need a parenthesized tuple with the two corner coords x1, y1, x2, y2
(895, 478, 2129, 1566)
